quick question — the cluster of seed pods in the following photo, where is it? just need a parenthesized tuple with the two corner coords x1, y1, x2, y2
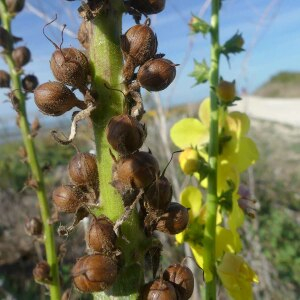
(0, 1, 39, 95)
(32, 22, 90, 117)
(19, 0, 194, 297)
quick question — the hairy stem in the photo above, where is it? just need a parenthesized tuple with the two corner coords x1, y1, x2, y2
(203, 0, 220, 299)
(89, 2, 149, 299)
(0, 1, 61, 299)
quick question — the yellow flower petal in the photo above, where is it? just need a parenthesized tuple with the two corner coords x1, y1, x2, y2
(217, 253, 259, 300)
(170, 118, 209, 149)
(180, 186, 202, 219)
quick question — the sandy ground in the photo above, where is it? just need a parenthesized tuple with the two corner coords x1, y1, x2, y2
(233, 96, 300, 127)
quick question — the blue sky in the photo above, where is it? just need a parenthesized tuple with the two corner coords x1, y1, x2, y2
(0, 0, 299, 127)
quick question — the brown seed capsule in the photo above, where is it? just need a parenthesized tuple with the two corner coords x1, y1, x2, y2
(87, 215, 117, 253)
(78, 21, 90, 49)
(12, 46, 31, 69)
(61, 288, 71, 300)
(72, 254, 118, 293)
(0, 70, 10, 88)
(163, 264, 194, 300)
(52, 185, 88, 213)
(137, 58, 177, 91)
(155, 202, 189, 235)
(130, 0, 165, 15)
(121, 23, 157, 82)
(24, 217, 43, 236)
(0, 27, 13, 50)
(142, 279, 177, 300)
(112, 151, 160, 192)
(106, 114, 146, 155)
(144, 175, 172, 211)
(6, 0, 25, 14)
(68, 152, 98, 186)
(33, 261, 50, 283)
(22, 74, 39, 92)
(34, 81, 86, 116)
(50, 47, 90, 89)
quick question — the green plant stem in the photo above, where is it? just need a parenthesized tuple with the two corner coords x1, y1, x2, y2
(89, 2, 149, 299)
(0, 2, 61, 299)
(204, 0, 220, 299)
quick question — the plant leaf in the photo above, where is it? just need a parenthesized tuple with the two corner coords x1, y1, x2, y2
(189, 59, 209, 86)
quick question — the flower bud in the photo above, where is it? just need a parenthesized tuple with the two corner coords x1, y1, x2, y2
(216, 79, 236, 104)
(179, 148, 200, 175)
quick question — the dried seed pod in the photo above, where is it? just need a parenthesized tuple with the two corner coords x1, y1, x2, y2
(22, 74, 39, 92)
(112, 151, 160, 192)
(121, 23, 157, 82)
(142, 279, 177, 300)
(0, 27, 13, 50)
(137, 58, 177, 91)
(106, 114, 146, 155)
(86, 215, 117, 253)
(68, 152, 98, 186)
(78, 21, 90, 49)
(12, 46, 31, 69)
(24, 217, 43, 236)
(129, 0, 166, 15)
(144, 175, 172, 211)
(6, 0, 25, 14)
(33, 261, 50, 283)
(61, 288, 71, 300)
(50, 47, 90, 89)
(163, 264, 194, 300)
(34, 81, 86, 116)
(155, 202, 189, 235)
(72, 254, 118, 292)
(0, 70, 10, 88)
(52, 185, 88, 213)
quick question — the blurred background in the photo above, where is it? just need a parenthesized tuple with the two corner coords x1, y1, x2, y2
(0, 0, 299, 299)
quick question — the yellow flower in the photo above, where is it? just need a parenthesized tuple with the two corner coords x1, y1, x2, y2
(190, 226, 241, 282)
(217, 253, 259, 300)
(179, 148, 200, 175)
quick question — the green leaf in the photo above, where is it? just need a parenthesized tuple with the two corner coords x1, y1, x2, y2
(170, 118, 209, 149)
(189, 59, 209, 86)
(189, 15, 210, 35)
(180, 186, 202, 219)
